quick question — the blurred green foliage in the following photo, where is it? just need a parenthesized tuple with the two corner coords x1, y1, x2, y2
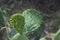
(0, 8, 7, 27)
(52, 29, 60, 40)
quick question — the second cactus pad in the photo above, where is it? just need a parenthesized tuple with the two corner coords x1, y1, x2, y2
(23, 9, 45, 36)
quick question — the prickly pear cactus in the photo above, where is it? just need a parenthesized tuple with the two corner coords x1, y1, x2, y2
(10, 9, 45, 40)
(23, 9, 45, 37)
(52, 29, 60, 40)
(10, 14, 25, 35)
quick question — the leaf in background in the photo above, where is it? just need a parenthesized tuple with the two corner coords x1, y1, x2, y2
(23, 9, 45, 37)
(0, 8, 7, 27)
(52, 29, 60, 40)
(10, 14, 25, 35)
(39, 37, 46, 40)
(11, 33, 29, 40)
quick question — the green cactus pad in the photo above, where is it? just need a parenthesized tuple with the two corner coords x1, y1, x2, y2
(23, 9, 45, 36)
(10, 14, 25, 35)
